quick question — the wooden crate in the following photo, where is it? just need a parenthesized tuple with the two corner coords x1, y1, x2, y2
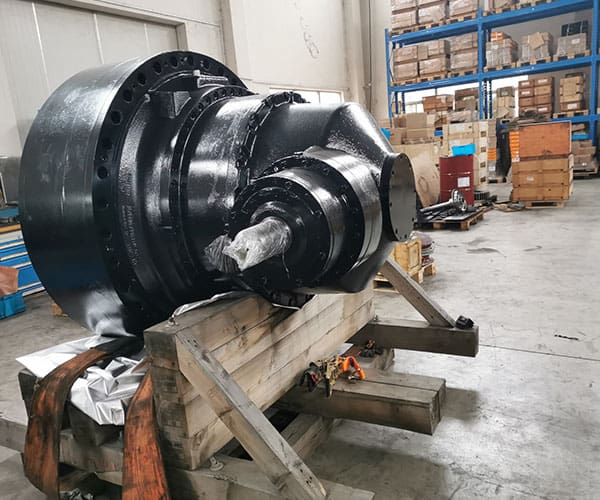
(512, 183, 573, 202)
(517, 122, 571, 159)
(512, 156, 573, 173)
(512, 169, 573, 187)
(145, 291, 374, 469)
(390, 238, 422, 275)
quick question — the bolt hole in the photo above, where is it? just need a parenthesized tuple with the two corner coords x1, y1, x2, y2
(169, 55, 178, 67)
(123, 89, 133, 102)
(137, 72, 146, 85)
(152, 61, 162, 74)
(97, 166, 109, 179)
(184, 55, 194, 65)
(110, 110, 122, 125)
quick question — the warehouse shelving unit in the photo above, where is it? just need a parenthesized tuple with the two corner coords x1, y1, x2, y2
(385, 0, 600, 143)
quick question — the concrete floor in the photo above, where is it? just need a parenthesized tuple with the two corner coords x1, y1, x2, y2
(1, 179, 600, 499)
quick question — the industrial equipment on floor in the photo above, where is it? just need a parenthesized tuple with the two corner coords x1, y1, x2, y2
(20, 50, 416, 336)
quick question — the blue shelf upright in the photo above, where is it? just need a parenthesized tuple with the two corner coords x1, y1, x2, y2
(386, 0, 599, 144)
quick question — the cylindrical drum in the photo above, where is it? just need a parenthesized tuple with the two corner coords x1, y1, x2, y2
(439, 155, 474, 206)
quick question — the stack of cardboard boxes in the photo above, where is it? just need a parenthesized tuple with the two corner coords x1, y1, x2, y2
(441, 120, 493, 189)
(572, 140, 598, 176)
(559, 73, 585, 114)
(449, 33, 478, 75)
(423, 95, 454, 128)
(388, 113, 437, 146)
(390, 0, 418, 33)
(486, 32, 518, 69)
(511, 122, 573, 206)
(518, 77, 554, 120)
(494, 87, 516, 120)
(519, 32, 552, 64)
(393, 40, 449, 83)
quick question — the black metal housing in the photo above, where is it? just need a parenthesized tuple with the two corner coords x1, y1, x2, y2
(20, 51, 416, 335)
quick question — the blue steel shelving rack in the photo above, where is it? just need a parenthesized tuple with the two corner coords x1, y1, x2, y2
(385, 0, 600, 143)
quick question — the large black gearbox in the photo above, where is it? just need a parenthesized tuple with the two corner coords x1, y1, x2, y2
(20, 51, 416, 335)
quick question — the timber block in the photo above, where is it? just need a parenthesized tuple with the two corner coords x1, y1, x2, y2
(277, 368, 446, 435)
(145, 290, 375, 469)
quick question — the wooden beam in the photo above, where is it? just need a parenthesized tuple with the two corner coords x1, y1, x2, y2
(175, 331, 328, 500)
(380, 258, 455, 328)
(277, 368, 446, 435)
(0, 416, 375, 500)
(351, 318, 479, 357)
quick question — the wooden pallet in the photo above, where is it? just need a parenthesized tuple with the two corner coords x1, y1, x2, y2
(553, 110, 589, 118)
(516, 58, 551, 67)
(373, 261, 436, 290)
(392, 79, 418, 86)
(483, 5, 518, 16)
(390, 26, 417, 36)
(450, 69, 477, 78)
(446, 14, 477, 24)
(430, 208, 487, 231)
(416, 22, 445, 31)
(418, 73, 448, 82)
(484, 63, 517, 72)
(522, 200, 566, 209)
(553, 50, 590, 62)
(574, 168, 598, 179)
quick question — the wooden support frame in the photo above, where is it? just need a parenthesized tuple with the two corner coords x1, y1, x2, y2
(1, 255, 479, 499)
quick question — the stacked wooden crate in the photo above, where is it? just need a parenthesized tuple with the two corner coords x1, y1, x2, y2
(417, 0, 447, 26)
(518, 77, 554, 120)
(519, 32, 552, 64)
(485, 32, 518, 69)
(423, 94, 454, 129)
(511, 122, 573, 208)
(558, 73, 586, 116)
(393, 45, 419, 83)
(572, 140, 598, 177)
(418, 40, 450, 80)
(448, 0, 478, 20)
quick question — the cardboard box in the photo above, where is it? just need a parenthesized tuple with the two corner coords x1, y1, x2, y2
(392, 11, 418, 30)
(451, 49, 478, 72)
(388, 128, 407, 145)
(419, 56, 449, 75)
(455, 98, 478, 111)
(455, 88, 479, 100)
(395, 112, 429, 129)
(449, 0, 478, 17)
(406, 128, 435, 140)
(557, 34, 588, 57)
(519, 32, 553, 62)
(393, 46, 419, 63)
(518, 122, 571, 158)
(450, 32, 478, 52)
(448, 110, 478, 122)
(394, 62, 419, 81)
(519, 80, 534, 88)
(418, 40, 449, 58)
(391, 0, 418, 11)
(418, 2, 447, 24)
(491, 0, 514, 9)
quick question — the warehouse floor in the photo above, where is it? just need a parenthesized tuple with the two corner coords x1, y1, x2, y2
(1, 179, 599, 499)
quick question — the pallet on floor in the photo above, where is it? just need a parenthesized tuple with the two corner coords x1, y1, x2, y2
(552, 50, 590, 62)
(521, 200, 566, 209)
(574, 168, 598, 179)
(373, 262, 436, 290)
